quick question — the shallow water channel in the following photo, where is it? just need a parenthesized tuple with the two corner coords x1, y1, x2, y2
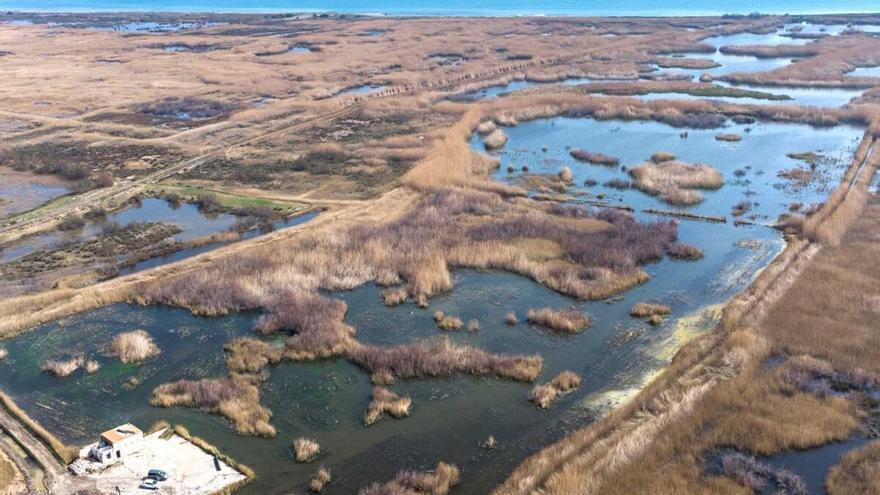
(0, 118, 863, 493)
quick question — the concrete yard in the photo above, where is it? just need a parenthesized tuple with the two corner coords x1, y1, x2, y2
(81, 430, 246, 495)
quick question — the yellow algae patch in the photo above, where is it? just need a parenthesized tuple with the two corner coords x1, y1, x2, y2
(651, 303, 724, 362)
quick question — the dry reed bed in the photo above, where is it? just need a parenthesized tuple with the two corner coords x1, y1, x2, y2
(359, 461, 460, 495)
(826, 440, 880, 495)
(569, 149, 620, 166)
(136, 188, 680, 368)
(628, 159, 723, 206)
(629, 302, 671, 318)
(526, 308, 592, 334)
(1, 93, 874, 342)
(151, 374, 275, 437)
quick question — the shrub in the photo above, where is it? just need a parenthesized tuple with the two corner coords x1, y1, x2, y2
(57, 214, 85, 231)
(195, 192, 222, 213)
(309, 466, 332, 493)
(527, 308, 591, 334)
(93, 171, 114, 188)
(720, 452, 805, 494)
(364, 386, 411, 426)
(109, 330, 160, 363)
(293, 438, 321, 462)
(85, 206, 107, 219)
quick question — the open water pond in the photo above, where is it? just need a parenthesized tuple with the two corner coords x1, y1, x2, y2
(847, 65, 880, 78)
(0, 171, 71, 219)
(119, 209, 320, 275)
(451, 77, 614, 101)
(337, 84, 388, 97)
(762, 437, 869, 494)
(0, 198, 238, 263)
(0, 117, 863, 493)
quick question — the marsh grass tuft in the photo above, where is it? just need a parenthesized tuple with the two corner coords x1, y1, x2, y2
(527, 308, 591, 334)
(382, 287, 408, 306)
(309, 466, 332, 493)
(293, 438, 321, 463)
(827, 440, 880, 495)
(569, 149, 619, 166)
(0, 347, 6, 361)
(715, 133, 743, 142)
(84, 359, 100, 374)
(666, 242, 704, 260)
(558, 167, 574, 183)
(42, 355, 84, 377)
(630, 303, 672, 318)
(364, 386, 412, 426)
(529, 370, 582, 409)
(505, 312, 518, 325)
(109, 330, 160, 363)
(482, 128, 508, 150)
(433, 311, 463, 331)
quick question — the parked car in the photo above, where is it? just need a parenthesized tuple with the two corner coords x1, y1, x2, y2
(139, 479, 159, 490)
(147, 469, 168, 481)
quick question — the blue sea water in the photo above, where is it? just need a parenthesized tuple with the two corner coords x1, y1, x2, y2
(1, 0, 879, 15)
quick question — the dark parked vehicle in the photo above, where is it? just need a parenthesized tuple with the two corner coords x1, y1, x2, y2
(147, 469, 168, 481)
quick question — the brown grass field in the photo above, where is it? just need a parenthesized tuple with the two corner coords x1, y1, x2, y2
(0, 450, 23, 495)
(1, 11, 880, 494)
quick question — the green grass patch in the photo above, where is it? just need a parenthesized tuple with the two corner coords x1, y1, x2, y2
(147, 184, 309, 215)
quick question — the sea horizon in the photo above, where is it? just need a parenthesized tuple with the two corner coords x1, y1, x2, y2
(1, 0, 879, 17)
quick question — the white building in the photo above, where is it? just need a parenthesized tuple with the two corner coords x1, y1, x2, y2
(89, 423, 144, 464)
